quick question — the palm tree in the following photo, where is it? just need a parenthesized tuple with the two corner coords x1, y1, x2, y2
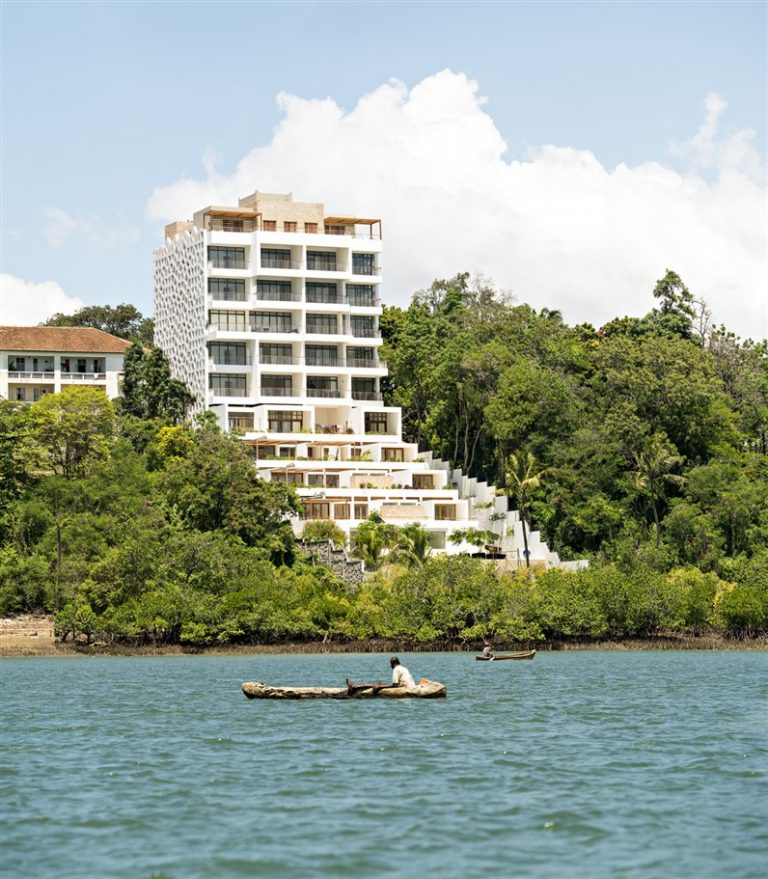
(392, 522, 433, 568)
(351, 513, 398, 570)
(503, 451, 549, 568)
(632, 437, 685, 547)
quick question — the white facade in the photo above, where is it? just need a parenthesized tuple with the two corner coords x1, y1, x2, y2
(0, 327, 128, 402)
(154, 192, 579, 568)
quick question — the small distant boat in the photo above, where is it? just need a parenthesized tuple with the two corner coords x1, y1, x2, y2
(475, 650, 536, 661)
(241, 680, 447, 699)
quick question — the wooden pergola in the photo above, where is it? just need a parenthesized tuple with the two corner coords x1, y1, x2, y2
(323, 216, 382, 239)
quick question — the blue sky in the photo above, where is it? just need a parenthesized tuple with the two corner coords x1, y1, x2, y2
(2, 1, 766, 338)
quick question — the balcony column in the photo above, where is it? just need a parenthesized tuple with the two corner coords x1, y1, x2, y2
(54, 355, 62, 394)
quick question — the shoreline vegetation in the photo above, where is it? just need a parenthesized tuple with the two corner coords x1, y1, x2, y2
(1, 616, 765, 658)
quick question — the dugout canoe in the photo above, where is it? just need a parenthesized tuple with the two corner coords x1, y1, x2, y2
(475, 650, 536, 661)
(241, 680, 447, 699)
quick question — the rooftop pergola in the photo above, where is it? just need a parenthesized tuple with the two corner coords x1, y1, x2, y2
(324, 216, 382, 239)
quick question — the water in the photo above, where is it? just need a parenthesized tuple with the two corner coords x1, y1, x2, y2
(1, 651, 766, 879)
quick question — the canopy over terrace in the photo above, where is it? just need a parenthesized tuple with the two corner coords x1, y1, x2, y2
(323, 216, 382, 239)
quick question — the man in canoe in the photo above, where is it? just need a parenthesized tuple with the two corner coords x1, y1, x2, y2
(390, 656, 416, 689)
(482, 641, 494, 659)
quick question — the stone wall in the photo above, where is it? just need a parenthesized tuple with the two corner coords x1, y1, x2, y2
(299, 540, 364, 587)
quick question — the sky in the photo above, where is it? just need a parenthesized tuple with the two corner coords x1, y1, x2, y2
(1, 0, 766, 340)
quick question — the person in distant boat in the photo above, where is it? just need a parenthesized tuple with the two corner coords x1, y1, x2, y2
(482, 641, 494, 659)
(390, 656, 416, 689)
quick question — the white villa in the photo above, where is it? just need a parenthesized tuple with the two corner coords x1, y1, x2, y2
(154, 191, 579, 568)
(0, 326, 130, 402)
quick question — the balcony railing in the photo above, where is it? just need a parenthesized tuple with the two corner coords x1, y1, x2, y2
(306, 292, 342, 304)
(250, 325, 296, 334)
(260, 354, 299, 365)
(261, 387, 298, 397)
(351, 391, 382, 401)
(306, 259, 338, 272)
(352, 264, 377, 276)
(347, 295, 379, 307)
(260, 257, 297, 270)
(62, 372, 107, 381)
(257, 290, 300, 302)
(9, 371, 55, 380)
(306, 388, 342, 398)
(210, 387, 247, 397)
(209, 218, 256, 233)
(351, 328, 377, 338)
(306, 325, 340, 335)
(346, 357, 382, 368)
(211, 357, 252, 366)
(209, 258, 247, 270)
(306, 357, 341, 367)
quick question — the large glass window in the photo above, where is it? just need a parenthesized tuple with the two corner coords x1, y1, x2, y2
(209, 342, 248, 365)
(250, 312, 293, 332)
(347, 284, 376, 306)
(352, 253, 375, 275)
(257, 280, 294, 301)
(365, 412, 389, 433)
(307, 376, 339, 398)
(210, 374, 246, 396)
(306, 314, 338, 335)
(261, 375, 293, 396)
(351, 316, 376, 338)
(210, 310, 246, 331)
(208, 246, 246, 269)
(305, 345, 338, 366)
(209, 278, 246, 301)
(268, 410, 304, 432)
(306, 282, 339, 304)
(261, 248, 291, 269)
(260, 343, 293, 364)
(307, 250, 337, 271)
(352, 378, 378, 400)
(303, 502, 331, 520)
(347, 347, 376, 366)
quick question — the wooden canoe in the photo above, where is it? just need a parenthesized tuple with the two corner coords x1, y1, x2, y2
(241, 680, 447, 699)
(475, 650, 536, 661)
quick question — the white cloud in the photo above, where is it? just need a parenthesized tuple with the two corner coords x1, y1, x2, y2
(148, 70, 768, 340)
(0, 274, 85, 325)
(44, 208, 140, 248)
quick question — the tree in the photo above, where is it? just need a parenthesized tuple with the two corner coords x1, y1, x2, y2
(26, 386, 115, 479)
(392, 522, 433, 567)
(632, 436, 685, 547)
(301, 520, 347, 549)
(351, 513, 398, 570)
(120, 342, 194, 424)
(503, 452, 548, 568)
(44, 303, 154, 345)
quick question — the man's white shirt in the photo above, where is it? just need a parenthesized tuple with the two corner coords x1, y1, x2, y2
(392, 665, 416, 688)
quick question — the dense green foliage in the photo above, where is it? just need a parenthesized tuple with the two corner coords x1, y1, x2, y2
(382, 271, 768, 577)
(3, 273, 767, 646)
(44, 303, 154, 346)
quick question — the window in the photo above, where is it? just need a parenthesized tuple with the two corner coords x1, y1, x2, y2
(325, 224, 346, 235)
(250, 312, 293, 333)
(15, 387, 26, 401)
(352, 378, 377, 401)
(261, 248, 291, 269)
(257, 280, 293, 301)
(351, 316, 376, 338)
(365, 412, 388, 433)
(268, 410, 304, 432)
(278, 446, 296, 458)
(275, 472, 305, 486)
(209, 342, 248, 365)
(352, 253, 376, 275)
(354, 503, 368, 520)
(435, 505, 456, 521)
(77, 359, 87, 373)
(209, 278, 246, 301)
(306, 314, 337, 335)
(305, 345, 338, 366)
(210, 310, 247, 331)
(304, 222, 318, 233)
(210, 374, 246, 396)
(307, 376, 339, 398)
(334, 504, 351, 520)
(306, 282, 339, 303)
(229, 415, 254, 431)
(303, 502, 330, 520)
(307, 250, 337, 271)
(262, 220, 277, 231)
(347, 284, 376, 307)
(208, 246, 246, 269)
(283, 221, 297, 232)
(260, 343, 293, 364)
(9, 357, 25, 371)
(347, 347, 376, 366)
(261, 375, 293, 396)
(382, 448, 404, 462)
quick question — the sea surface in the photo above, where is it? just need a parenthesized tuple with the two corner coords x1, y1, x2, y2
(1, 651, 766, 879)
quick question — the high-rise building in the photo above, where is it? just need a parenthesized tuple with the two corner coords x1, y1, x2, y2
(154, 191, 577, 567)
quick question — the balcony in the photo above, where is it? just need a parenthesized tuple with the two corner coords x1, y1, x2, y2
(351, 391, 382, 401)
(260, 354, 300, 365)
(9, 371, 55, 380)
(306, 388, 343, 399)
(256, 290, 300, 302)
(261, 388, 298, 397)
(347, 295, 379, 307)
(305, 357, 341, 367)
(306, 325, 340, 336)
(250, 325, 297, 334)
(209, 218, 256, 233)
(351, 328, 377, 338)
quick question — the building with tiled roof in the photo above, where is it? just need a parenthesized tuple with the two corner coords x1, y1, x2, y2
(0, 326, 131, 402)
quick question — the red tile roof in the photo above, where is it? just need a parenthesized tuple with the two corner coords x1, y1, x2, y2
(0, 326, 132, 354)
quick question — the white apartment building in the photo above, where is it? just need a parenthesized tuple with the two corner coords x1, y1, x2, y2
(0, 326, 129, 402)
(154, 192, 577, 567)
